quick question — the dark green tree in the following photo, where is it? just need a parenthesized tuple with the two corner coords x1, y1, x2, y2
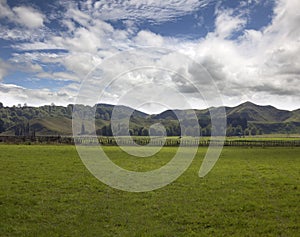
(141, 128, 149, 136)
(81, 122, 86, 135)
(0, 118, 4, 133)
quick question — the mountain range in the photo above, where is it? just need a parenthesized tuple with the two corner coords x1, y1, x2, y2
(0, 101, 299, 136)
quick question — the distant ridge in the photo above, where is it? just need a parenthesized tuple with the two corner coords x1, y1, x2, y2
(0, 101, 299, 136)
(225, 101, 293, 122)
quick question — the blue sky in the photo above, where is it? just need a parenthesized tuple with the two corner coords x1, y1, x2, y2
(0, 0, 299, 112)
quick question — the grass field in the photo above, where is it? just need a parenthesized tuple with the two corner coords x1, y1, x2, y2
(0, 145, 299, 236)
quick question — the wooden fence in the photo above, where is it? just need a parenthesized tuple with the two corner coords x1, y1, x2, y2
(1, 136, 300, 147)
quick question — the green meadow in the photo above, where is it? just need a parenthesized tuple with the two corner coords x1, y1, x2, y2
(0, 145, 299, 236)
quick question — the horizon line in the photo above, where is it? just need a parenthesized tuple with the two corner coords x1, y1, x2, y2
(1, 100, 299, 115)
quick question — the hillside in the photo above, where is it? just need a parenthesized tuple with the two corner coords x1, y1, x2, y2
(286, 109, 300, 122)
(0, 101, 299, 136)
(226, 101, 292, 122)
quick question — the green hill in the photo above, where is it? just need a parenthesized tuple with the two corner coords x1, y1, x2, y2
(0, 101, 299, 136)
(226, 101, 292, 122)
(286, 109, 300, 122)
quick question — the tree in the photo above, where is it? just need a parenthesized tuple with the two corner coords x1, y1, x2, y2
(104, 112, 110, 120)
(285, 123, 291, 136)
(184, 126, 194, 136)
(0, 118, 4, 133)
(235, 125, 243, 137)
(141, 128, 149, 136)
(81, 122, 86, 135)
(67, 104, 74, 117)
(250, 126, 257, 136)
(32, 129, 36, 138)
(149, 127, 157, 136)
(25, 122, 30, 136)
(201, 127, 211, 137)
(226, 126, 235, 136)
(103, 124, 112, 136)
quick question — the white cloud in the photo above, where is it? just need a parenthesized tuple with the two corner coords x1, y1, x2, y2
(215, 8, 247, 39)
(0, 0, 45, 29)
(1, 0, 300, 111)
(12, 6, 45, 29)
(134, 31, 165, 47)
(0, 23, 52, 42)
(184, 0, 300, 109)
(62, 53, 103, 77)
(36, 72, 79, 82)
(64, 8, 91, 28)
(90, 0, 213, 23)
(0, 0, 14, 19)
(0, 83, 76, 107)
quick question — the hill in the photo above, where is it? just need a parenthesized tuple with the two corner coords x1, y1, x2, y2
(0, 101, 299, 136)
(226, 101, 292, 122)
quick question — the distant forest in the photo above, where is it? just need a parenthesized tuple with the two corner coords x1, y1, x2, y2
(0, 101, 299, 136)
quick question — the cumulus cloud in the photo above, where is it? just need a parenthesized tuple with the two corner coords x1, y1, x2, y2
(12, 6, 45, 29)
(0, 0, 14, 19)
(0, 83, 76, 106)
(180, 0, 300, 109)
(0, 0, 45, 29)
(1, 0, 299, 111)
(214, 8, 246, 39)
(134, 31, 165, 47)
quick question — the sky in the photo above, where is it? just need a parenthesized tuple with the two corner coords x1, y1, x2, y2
(0, 0, 299, 113)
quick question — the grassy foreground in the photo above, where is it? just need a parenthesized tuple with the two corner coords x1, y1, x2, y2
(0, 145, 299, 236)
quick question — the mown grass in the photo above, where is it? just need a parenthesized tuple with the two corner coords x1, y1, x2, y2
(0, 145, 299, 236)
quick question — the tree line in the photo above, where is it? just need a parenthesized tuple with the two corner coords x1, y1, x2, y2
(1, 102, 299, 136)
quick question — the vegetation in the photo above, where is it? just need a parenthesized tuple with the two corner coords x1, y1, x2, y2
(0, 101, 300, 136)
(0, 135, 300, 146)
(0, 145, 299, 236)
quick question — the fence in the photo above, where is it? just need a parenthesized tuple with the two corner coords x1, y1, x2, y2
(1, 136, 300, 147)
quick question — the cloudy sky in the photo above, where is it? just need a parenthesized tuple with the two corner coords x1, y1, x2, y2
(0, 0, 299, 112)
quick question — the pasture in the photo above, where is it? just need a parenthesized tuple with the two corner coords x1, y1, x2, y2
(0, 145, 299, 236)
